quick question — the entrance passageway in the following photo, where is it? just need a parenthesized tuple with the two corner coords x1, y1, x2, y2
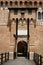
(3, 57, 36, 65)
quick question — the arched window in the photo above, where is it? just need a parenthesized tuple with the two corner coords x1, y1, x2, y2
(10, 1, 13, 6)
(1, 1, 3, 6)
(15, 1, 18, 5)
(39, 1, 42, 6)
(34, 1, 37, 6)
(24, 1, 27, 5)
(29, 1, 32, 6)
(20, 1, 23, 6)
(42, 12, 43, 19)
(38, 12, 41, 20)
(5, 1, 8, 6)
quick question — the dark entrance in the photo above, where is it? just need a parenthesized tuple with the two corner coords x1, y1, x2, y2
(17, 41, 27, 57)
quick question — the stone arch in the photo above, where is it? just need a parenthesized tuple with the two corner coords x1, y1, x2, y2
(12, 18, 16, 23)
(29, 1, 33, 6)
(17, 41, 28, 57)
(27, 18, 29, 23)
(24, 1, 28, 5)
(10, 1, 13, 6)
(42, 12, 43, 19)
(18, 18, 22, 24)
(23, 18, 27, 24)
(34, 1, 37, 6)
(14, 1, 18, 5)
(19, 18, 27, 24)
(20, 1, 23, 6)
(31, 18, 34, 21)
(1, 1, 3, 6)
(39, 1, 42, 7)
(38, 12, 41, 19)
(5, 1, 8, 6)
(30, 18, 34, 23)
(23, 18, 26, 21)
(30, 18, 36, 28)
(19, 18, 22, 21)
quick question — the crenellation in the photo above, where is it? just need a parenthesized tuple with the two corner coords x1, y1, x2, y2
(0, 0, 43, 8)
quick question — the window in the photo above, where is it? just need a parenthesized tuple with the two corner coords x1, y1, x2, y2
(10, 1, 13, 6)
(5, 1, 8, 6)
(20, 9, 25, 15)
(37, 12, 43, 20)
(38, 12, 41, 20)
(21, 9, 25, 15)
(42, 12, 43, 19)
(39, 2, 42, 6)
(15, 1, 18, 5)
(14, 9, 18, 15)
(20, 1, 23, 5)
(29, 1, 32, 6)
(34, 1, 37, 6)
(28, 10, 32, 14)
(24, 1, 27, 5)
(1, 1, 3, 6)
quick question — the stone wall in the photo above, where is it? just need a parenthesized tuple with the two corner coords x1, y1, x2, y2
(0, 8, 43, 57)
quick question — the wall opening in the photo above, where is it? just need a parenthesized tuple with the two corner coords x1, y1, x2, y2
(17, 41, 28, 57)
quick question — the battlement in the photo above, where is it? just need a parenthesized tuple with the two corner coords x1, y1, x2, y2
(0, 1, 43, 8)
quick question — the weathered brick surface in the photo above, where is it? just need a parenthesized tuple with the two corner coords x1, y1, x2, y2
(0, 26, 10, 53)
(0, 7, 43, 56)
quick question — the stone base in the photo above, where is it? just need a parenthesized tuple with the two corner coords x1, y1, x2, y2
(13, 52, 16, 59)
(9, 52, 13, 60)
(30, 52, 34, 60)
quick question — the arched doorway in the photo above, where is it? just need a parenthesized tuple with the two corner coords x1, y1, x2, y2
(17, 41, 28, 57)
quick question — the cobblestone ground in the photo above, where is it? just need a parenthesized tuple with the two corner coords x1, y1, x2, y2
(3, 57, 36, 65)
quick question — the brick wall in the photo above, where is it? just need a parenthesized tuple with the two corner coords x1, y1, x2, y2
(0, 8, 43, 56)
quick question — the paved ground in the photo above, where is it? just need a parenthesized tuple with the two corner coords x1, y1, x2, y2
(3, 57, 36, 65)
